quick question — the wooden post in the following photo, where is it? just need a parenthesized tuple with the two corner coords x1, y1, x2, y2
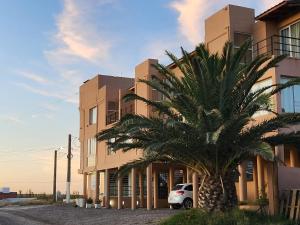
(257, 156, 265, 196)
(153, 170, 158, 209)
(53, 150, 57, 202)
(131, 168, 136, 210)
(139, 171, 144, 208)
(104, 169, 110, 208)
(238, 162, 247, 201)
(117, 174, 122, 209)
(95, 171, 100, 202)
(192, 172, 199, 208)
(169, 167, 174, 193)
(146, 164, 153, 210)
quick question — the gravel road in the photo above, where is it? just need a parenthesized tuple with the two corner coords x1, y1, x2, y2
(0, 205, 179, 225)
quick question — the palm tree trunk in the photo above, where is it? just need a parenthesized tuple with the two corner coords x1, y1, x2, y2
(198, 173, 238, 212)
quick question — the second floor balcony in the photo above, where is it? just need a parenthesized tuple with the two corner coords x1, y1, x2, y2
(253, 35, 300, 58)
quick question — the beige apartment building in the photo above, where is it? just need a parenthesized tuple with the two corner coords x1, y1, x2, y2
(79, 1, 300, 213)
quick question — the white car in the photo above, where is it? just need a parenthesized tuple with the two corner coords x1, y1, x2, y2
(168, 183, 193, 209)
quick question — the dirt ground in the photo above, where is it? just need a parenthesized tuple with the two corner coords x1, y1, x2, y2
(0, 205, 180, 225)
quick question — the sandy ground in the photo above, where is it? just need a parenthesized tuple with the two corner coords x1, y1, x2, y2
(0, 205, 180, 225)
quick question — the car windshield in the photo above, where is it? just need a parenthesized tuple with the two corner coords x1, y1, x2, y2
(172, 184, 184, 191)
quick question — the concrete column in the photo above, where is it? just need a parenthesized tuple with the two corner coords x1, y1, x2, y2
(169, 167, 174, 193)
(153, 170, 158, 209)
(95, 171, 100, 201)
(238, 162, 247, 201)
(192, 172, 199, 208)
(253, 161, 258, 200)
(290, 148, 297, 167)
(117, 175, 122, 209)
(257, 156, 265, 196)
(183, 169, 187, 183)
(104, 169, 110, 208)
(266, 162, 279, 215)
(139, 171, 144, 208)
(146, 164, 153, 210)
(275, 145, 284, 166)
(83, 173, 87, 198)
(187, 167, 192, 183)
(131, 168, 137, 210)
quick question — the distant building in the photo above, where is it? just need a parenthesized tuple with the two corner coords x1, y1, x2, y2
(0, 187, 17, 200)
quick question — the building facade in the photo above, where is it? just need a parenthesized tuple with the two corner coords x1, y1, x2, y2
(79, 1, 300, 213)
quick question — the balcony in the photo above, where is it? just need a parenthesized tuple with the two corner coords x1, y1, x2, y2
(106, 111, 119, 125)
(253, 35, 300, 58)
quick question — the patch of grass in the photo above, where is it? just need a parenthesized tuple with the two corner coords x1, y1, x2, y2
(0, 199, 53, 207)
(160, 209, 296, 225)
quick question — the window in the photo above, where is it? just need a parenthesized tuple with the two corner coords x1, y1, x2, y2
(122, 174, 131, 197)
(233, 32, 252, 63)
(281, 77, 300, 113)
(251, 78, 273, 117)
(158, 172, 168, 199)
(184, 185, 193, 191)
(87, 138, 96, 167)
(280, 20, 300, 58)
(90, 173, 96, 191)
(246, 161, 253, 181)
(89, 107, 97, 125)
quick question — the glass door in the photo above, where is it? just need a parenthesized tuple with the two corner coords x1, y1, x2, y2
(290, 21, 300, 58)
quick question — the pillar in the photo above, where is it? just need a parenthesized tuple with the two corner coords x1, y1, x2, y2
(169, 167, 174, 193)
(104, 169, 110, 208)
(275, 145, 284, 166)
(131, 168, 137, 210)
(253, 161, 258, 200)
(83, 173, 87, 198)
(187, 167, 192, 183)
(238, 162, 247, 202)
(146, 164, 153, 210)
(183, 169, 187, 183)
(95, 171, 100, 202)
(192, 172, 199, 208)
(290, 148, 297, 167)
(153, 170, 158, 209)
(266, 162, 279, 215)
(139, 171, 144, 208)
(117, 174, 122, 209)
(257, 156, 265, 197)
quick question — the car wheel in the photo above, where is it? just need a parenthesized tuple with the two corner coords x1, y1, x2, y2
(183, 198, 193, 209)
(171, 204, 181, 209)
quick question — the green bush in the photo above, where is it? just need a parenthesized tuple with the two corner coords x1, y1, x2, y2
(161, 209, 296, 225)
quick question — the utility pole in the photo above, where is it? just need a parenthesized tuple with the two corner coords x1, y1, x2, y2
(53, 150, 57, 202)
(66, 134, 72, 203)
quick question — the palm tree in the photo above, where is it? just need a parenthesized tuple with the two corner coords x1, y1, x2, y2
(96, 41, 300, 212)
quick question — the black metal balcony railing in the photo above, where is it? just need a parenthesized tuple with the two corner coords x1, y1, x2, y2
(253, 35, 300, 58)
(106, 111, 119, 125)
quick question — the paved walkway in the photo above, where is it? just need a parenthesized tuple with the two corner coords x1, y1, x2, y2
(0, 205, 180, 225)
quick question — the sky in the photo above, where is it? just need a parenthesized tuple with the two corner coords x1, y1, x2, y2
(0, 0, 281, 194)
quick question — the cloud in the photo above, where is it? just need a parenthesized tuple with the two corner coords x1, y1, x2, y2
(14, 82, 78, 104)
(0, 115, 23, 124)
(41, 103, 59, 112)
(261, 0, 282, 10)
(170, 0, 209, 45)
(169, 0, 284, 46)
(45, 0, 114, 64)
(17, 71, 51, 85)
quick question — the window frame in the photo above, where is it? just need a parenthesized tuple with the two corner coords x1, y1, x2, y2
(89, 106, 97, 125)
(279, 19, 300, 58)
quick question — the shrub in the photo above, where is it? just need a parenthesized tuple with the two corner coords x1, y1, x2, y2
(86, 198, 93, 204)
(160, 209, 296, 225)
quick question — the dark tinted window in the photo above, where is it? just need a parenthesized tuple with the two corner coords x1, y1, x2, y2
(172, 184, 184, 191)
(184, 185, 193, 191)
